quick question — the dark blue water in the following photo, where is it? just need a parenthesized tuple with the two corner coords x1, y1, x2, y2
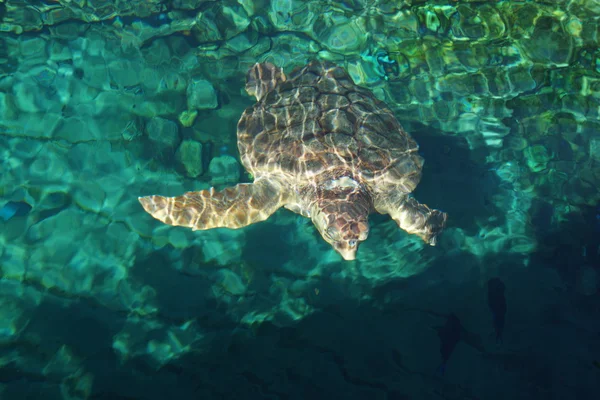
(0, 1, 599, 399)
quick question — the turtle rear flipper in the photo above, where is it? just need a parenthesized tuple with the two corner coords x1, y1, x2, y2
(139, 178, 286, 230)
(376, 196, 447, 245)
(245, 62, 286, 101)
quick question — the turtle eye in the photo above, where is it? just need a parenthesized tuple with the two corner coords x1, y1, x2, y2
(348, 239, 357, 247)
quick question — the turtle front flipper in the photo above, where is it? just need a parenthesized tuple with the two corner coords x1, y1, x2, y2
(139, 178, 286, 230)
(375, 195, 447, 245)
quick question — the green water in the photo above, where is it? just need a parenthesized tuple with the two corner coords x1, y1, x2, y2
(0, 1, 599, 399)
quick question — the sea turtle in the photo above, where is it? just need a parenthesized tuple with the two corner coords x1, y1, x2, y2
(139, 60, 447, 260)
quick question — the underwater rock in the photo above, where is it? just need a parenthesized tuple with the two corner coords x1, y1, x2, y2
(12, 78, 53, 114)
(146, 117, 180, 153)
(370, 49, 410, 81)
(517, 112, 555, 143)
(267, 34, 318, 71)
(176, 140, 204, 178)
(478, 117, 511, 148)
(43, 7, 76, 26)
(386, 80, 412, 105)
(192, 13, 224, 43)
(92, 113, 144, 142)
(453, 42, 493, 73)
(187, 78, 218, 110)
(450, 4, 506, 41)
(3, 0, 166, 33)
(346, 59, 385, 87)
(590, 138, 600, 161)
(0, 201, 32, 222)
(524, 144, 552, 172)
(80, 55, 110, 89)
(225, 30, 259, 54)
(142, 39, 171, 66)
(48, 21, 86, 40)
(65, 0, 164, 23)
(29, 65, 59, 94)
(517, 15, 573, 66)
(244, 36, 272, 60)
(108, 59, 143, 87)
(56, 116, 93, 143)
(218, 3, 251, 39)
(172, 0, 212, 10)
(378, 8, 419, 45)
(415, 6, 445, 36)
(269, 0, 318, 32)
(129, 94, 184, 118)
(209, 155, 240, 185)
(157, 71, 187, 94)
(212, 268, 247, 296)
(507, 65, 541, 96)
(135, 67, 161, 93)
(1, 3, 41, 33)
(197, 229, 245, 265)
(73, 181, 106, 213)
(450, 5, 486, 40)
(178, 110, 198, 127)
(0, 92, 18, 121)
(19, 36, 47, 65)
(48, 40, 73, 62)
(84, 32, 108, 57)
(314, 14, 368, 56)
(122, 118, 144, 141)
(437, 71, 490, 96)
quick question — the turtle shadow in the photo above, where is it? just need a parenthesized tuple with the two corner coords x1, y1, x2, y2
(408, 123, 504, 237)
(9, 294, 128, 398)
(529, 201, 600, 288)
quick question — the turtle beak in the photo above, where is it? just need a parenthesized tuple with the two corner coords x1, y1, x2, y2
(338, 248, 357, 261)
(334, 243, 357, 261)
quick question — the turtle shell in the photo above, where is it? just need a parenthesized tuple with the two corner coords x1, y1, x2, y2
(236, 60, 424, 194)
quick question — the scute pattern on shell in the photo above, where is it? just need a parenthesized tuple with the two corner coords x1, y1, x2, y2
(237, 60, 422, 193)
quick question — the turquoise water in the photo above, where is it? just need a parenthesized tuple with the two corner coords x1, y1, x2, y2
(1, 1, 599, 399)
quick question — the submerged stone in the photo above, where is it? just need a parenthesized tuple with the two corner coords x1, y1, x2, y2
(142, 39, 171, 66)
(171, 0, 211, 9)
(225, 30, 259, 53)
(591, 138, 600, 161)
(108, 59, 143, 87)
(19, 37, 46, 59)
(518, 15, 573, 66)
(158, 71, 187, 93)
(178, 110, 198, 127)
(146, 117, 180, 153)
(175, 140, 203, 178)
(524, 144, 552, 172)
(269, 0, 317, 32)
(0, 92, 18, 121)
(187, 78, 218, 110)
(314, 14, 367, 56)
(347, 60, 385, 87)
(0, 201, 32, 221)
(209, 155, 240, 185)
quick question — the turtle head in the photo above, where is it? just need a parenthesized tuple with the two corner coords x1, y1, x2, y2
(310, 187, 371, 261)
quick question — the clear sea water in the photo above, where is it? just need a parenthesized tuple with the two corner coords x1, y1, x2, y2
(0, 1, 599, 399)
